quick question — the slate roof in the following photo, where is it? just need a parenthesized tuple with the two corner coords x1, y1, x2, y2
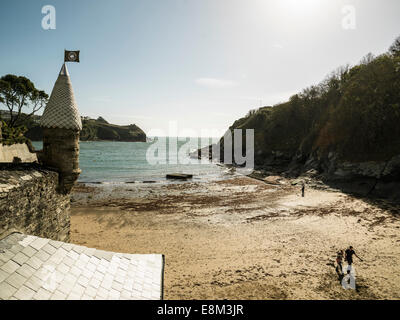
(40, 64, 82, 130)
(0, 233, 164, 300)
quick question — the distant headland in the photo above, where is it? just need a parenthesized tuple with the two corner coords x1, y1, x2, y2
(18, 114, 147, 142)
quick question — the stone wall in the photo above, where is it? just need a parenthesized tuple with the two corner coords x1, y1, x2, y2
(0, 164, 70, 241)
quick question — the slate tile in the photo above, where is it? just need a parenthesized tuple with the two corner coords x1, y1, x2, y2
(30, 238, 49, 251)
(50, 290, 67, 300)
(41, 243, 57, 256)
(111, 280, 123, 292)
(88, 277, 101, 289)
(67, 250, 79, 260)
(16, 234, 32, 247)
(108, 288, 120, 300)
(131, 289, 141, 299)
(9, 244, 24, 255)
(92, 271, 104, 281)
(100, 279, 112, 290)
(69, 265, 82, 278)
(83, 247, 96, 256)
(71, 245, 86, 254)
(71, 283, 85, 296)
(24, 275, 44, 292)
(2, 260, 20, 274)
(26, 256, 43, 270)
(85, 262, 96, 273)
(11, 252, 29, 265)
(61, 255, 75, 268)
(0, 281, 18, 299)
(21, 246, 37, 258)
(5, 272, 27, 289)
(48, 240, 64, 249)
(0, 269, 9, 282)
(0, 250, 15, 263)
(84, 285, 97, 298)
(95, 286, 109, 299)
(56, 263, 70, 274)
(33, 287, 52, 300)
(61, 243, 74, 251)
(13, 285, 35, 300)
(16, 264, 36, 278)
(77, 275, 90, 287)
(34, 250, 51, 262)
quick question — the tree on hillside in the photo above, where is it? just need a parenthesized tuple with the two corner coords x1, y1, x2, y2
(389, 35, 400, 57)
(96, 116, 109, 124)
(360, 53, 375, 65)
(0, 74, 48, 128)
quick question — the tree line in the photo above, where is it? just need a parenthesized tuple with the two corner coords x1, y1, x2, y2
(228, 35, 400, 165)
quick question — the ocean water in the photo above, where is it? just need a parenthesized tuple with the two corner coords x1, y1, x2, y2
(32, 138, 233, 184)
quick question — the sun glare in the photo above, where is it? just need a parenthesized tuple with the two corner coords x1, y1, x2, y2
(277, 0, 323, 14)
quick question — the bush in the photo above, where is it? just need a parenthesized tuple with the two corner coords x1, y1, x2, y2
(1, 120, 30, 145)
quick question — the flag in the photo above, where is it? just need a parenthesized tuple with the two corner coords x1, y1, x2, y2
(64, 50, 80, 62)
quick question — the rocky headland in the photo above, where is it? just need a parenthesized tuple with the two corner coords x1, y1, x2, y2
(203, 49, 400, 202)
(24, 116, 147, 142)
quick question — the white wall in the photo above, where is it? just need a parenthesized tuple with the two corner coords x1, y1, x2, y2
(0, 143, 38, 162)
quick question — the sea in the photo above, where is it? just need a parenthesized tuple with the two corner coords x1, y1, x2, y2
(32, 138, 240, 184)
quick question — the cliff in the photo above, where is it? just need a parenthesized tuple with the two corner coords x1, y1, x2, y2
(24, 116, 146, 142)
(219, 48, 400, 200)
(79, 118, 146, 142)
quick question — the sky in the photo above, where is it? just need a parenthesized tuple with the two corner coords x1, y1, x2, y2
(0, 0, 399, 137)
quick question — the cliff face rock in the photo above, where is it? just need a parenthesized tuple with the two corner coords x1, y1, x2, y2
(25, 117, 146, 142)
(296, 152, 400, 180)
(331, 156, 400, 179)
(79, 119, 146, 142)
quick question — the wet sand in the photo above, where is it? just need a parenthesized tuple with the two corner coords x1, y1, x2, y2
(70, 176, 400, 299)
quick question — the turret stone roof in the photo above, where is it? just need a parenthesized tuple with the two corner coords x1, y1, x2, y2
(40, 64, 82, 130)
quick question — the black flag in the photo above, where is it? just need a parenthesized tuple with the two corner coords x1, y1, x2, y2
(64, 50, 80, 62)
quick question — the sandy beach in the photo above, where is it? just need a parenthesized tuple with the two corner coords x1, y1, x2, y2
(70, 176, 400, 299)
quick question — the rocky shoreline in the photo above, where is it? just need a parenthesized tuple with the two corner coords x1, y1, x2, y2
(195, 145, 400, 203)
(248, 156, 400, 203)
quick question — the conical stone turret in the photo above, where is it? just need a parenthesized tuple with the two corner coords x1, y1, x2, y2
(40, 64, 82, 194)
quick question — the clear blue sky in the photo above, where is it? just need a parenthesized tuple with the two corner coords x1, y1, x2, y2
(1, 0, 399, 136)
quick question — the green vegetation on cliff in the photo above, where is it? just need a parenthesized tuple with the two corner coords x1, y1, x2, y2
(24, 116, 146, 142)
(80, 117, 146, 142)
(227, 36, 400, 166)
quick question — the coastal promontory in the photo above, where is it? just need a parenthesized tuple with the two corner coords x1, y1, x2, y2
(24, 116, 147, 142)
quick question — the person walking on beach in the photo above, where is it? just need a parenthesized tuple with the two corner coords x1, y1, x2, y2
(336, 250, 344, 275)
(301, 182, 305, 197)
(345, 246, 363, 266)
